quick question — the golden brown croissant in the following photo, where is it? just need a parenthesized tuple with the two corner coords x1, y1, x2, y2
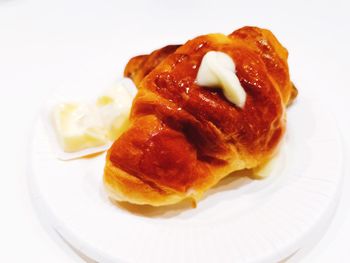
(104, 26, 297, 206)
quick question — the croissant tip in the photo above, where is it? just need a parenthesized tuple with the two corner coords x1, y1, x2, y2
(286, 82, 298, 106)
(191, 199, 197, 208)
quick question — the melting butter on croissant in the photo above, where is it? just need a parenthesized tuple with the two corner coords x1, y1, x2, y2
(196, 51, 246, 108)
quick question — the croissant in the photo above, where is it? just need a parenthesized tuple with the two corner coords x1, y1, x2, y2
(104, 26, 297, 206)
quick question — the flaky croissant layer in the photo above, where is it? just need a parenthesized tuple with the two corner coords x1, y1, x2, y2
(104, 26, 297, 206)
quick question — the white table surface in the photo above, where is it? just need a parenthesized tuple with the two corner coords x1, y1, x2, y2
(0, 0, 349, 262)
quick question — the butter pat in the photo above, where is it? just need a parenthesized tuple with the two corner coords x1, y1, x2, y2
(53, 103, 107, 152)
(196, 51, 246, 108)
(52, 79, 136, 154)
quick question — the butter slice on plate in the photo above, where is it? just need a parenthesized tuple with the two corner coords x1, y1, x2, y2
(51, 78, 136, 158)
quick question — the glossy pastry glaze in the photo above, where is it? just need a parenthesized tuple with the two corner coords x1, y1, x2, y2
(124, 44, 181, 86)
(104, 26, 297, 206)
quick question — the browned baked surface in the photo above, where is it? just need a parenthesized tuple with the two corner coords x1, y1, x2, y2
(104, 26, 297, 206)
(124, 45, 181, 87)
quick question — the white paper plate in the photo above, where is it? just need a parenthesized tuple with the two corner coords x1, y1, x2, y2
(29, 95, 344, 263)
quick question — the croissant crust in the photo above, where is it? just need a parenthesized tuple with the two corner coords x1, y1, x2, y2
(104, 26, 297, 206)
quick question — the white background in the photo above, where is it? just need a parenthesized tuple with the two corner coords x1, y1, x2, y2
(0, 0, 349, 262)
